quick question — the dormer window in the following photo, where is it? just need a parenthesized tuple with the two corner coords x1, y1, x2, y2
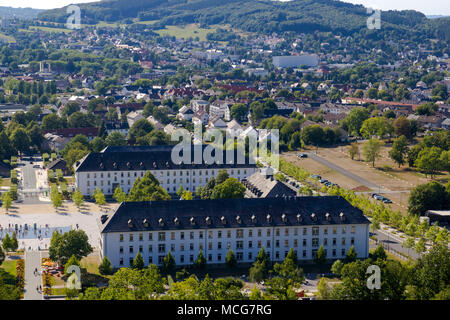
(205, 217, 211, 225)
(174, 217, 179, 226)
(325, 213, 331, 221)
(128, 219, 133, 228)
(143, 219, 149, 228)
(266, 214, 271, 223)
(190, 217, 195, 226)
(221, 216, 226, 225)
(251, 215, 256, 223)
(296, 214, 302, 223)
(311, 213, 317, 221)
(158, 218, 164, 227)
(340, 212, 345, 222)
(236, 215, 242, 224)
(281, 214, 287, 223)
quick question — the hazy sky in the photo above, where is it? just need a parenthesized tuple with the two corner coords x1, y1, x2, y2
(0, 0, 448, 15)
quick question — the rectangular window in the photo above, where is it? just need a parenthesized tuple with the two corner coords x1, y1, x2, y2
(236, 229, 244, 238)
(139, 233, 143, 241)
(303, 228, 307, 235)
(129, 234, 133, 242)
(312, 238, 319, 247)
(120, 234, 123, 242)
(180, 232, 184, 240)
(324, 227, 328, 235)
(149, 245, 153, 252)
(312, 227, 319, 236)
(342, 238, 346, 245)
(351, 226, 355, 233)
(158, 232, 165, 241)
(148, 233, 153, 241)
(171, 232, 175, 240)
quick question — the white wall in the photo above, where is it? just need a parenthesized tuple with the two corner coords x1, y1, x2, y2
(101, 224, 369, 268)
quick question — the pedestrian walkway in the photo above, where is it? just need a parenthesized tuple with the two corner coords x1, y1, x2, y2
(24, 250, 43, 300)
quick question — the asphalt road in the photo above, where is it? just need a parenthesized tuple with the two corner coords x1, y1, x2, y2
(24, 251, 43, 300)
(19, 161, 43, 205)
(372, 228, 419, 260)
(305, 153, 389, 192)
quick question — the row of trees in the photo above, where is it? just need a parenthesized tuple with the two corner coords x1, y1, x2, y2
(319, 244, 450, 300)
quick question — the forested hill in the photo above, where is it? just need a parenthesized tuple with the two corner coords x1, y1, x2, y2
(38, 0, 449, 40)
(0, 6, 43, 19)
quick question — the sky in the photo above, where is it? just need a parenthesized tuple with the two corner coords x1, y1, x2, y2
(0, 0, 448, 15)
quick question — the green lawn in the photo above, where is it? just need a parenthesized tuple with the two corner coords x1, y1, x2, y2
(154, 24, 215, 41)
(0, 260, 17, 277)
(81, 256, 100, 275)
(26, 26, 73, 33)
(0, 33, 15, 43)
(136, 20, 159, 25)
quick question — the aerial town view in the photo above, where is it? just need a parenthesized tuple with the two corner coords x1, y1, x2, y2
(0, 0, 448, 310)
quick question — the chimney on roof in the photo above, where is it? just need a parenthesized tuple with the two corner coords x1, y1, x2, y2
(340, 212, 345, 222)
(100, 215, 108, 224)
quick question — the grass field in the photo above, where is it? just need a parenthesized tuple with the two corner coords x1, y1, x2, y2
(136, 20, 159, 25)
(0, 260, 17, 277)
(154, 24, 215, 41)
(21, 26, 73, 34)
(0, 33, 15, 43)
(0, 178, 11, 187)
(81, 255, 100, 275)
(283, 141, 448, 215)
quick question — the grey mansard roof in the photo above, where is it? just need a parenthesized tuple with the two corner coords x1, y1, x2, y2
(100, 196, 370, 233)
(75, 145, 257, 172)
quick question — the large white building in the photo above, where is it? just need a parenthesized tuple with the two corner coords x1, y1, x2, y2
(99, 197, 370, 269)
(273, 55, 319, 68)
(74, 145, 258, 196)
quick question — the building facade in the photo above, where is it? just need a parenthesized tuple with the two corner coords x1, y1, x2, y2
(99, 197, 371, 269)
(74, 145, 258, 196)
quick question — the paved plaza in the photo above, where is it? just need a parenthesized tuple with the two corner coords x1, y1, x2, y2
(0, 210, 103, 251)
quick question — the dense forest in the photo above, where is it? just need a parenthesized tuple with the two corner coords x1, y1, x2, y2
(38, 0, 450, 42)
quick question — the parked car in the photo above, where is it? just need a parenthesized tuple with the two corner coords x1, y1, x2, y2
(319, 179, 328, 184)
(382, 198, 392, 204)
(298, 153, 308, 158)
(311, 175, 321, 180)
